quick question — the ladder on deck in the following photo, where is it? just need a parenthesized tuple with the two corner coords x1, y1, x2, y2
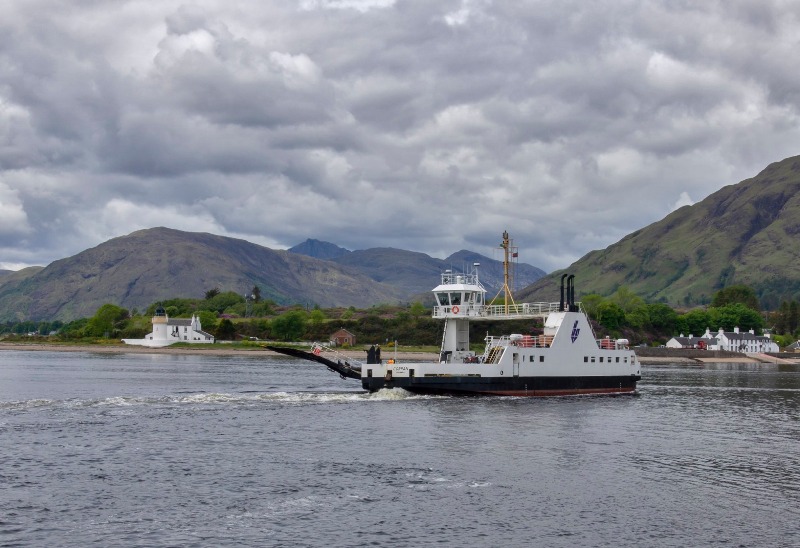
(484, 345, 504, 364)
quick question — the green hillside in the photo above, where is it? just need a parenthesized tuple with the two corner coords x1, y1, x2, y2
(518, 155, 800, 307)
(0, 228, 404, 321)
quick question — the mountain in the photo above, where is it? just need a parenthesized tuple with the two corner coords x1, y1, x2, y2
(444, 250, 547, 298)
(289, 238, 351, 260)
(0, 228, 404, 322)
(291, 242, 546, 300)
(0, 228, 547, 322)
(327, 247, 544, 299)
(0, 266, 44, 289)
(518, 155, 800, 307)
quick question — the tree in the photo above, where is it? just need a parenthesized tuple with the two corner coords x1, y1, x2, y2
(202, 291, 246, 314)
(271, 310, 307, 341)
(711, 285, 760, 311)
(624, 306, 649, 330)
(251, 301, 275, 317)
(205, 287, 221, 300)
(709, 303, 764, 332)
(309, 309, 326, 329)
(410, 301, 427, 317)
(775, 301, 790, 334)
(252, 285, 262, 303)
(596, 302, 626, 331)
(215, 318, 237, 340)
(197, 310, 218, 332)
(646, 303, 678, 332)
(679, 309, 711, 336)
(85, 304, 129, 338)
(580, 294, 606, 319)
(610, 286, 645, 313)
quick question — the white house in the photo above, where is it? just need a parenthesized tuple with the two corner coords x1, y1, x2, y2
(667, 327, 778, 353)
(122, 306, 215, 347)
(666, 334, 717, 349)
(713, 327, 779, 353)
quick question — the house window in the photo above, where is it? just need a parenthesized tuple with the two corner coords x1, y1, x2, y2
(591, 357, 595, 363)
(539, 356, 544, 362)
(584, 356, 588, 362)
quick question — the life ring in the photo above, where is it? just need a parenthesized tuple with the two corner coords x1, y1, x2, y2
(452, 305, 460, 314)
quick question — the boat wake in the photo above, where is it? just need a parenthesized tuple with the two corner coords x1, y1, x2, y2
(0, 389, 446, 411)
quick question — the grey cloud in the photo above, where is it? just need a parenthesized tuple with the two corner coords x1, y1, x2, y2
(1, 0, 799, 273)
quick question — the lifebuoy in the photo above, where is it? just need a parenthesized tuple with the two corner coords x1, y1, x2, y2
(452, 305, 460, 314)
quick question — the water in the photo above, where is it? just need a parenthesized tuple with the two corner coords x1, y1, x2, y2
(1, 351, 799, 547)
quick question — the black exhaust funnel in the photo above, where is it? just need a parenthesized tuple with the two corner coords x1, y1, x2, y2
(567, 274, 575, 311)
(560, 273, 568, 312)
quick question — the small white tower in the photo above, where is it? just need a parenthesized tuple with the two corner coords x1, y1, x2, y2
(152, 305, 169, 341)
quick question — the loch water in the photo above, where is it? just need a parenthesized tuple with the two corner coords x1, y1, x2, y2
(1, 350, 799, 547)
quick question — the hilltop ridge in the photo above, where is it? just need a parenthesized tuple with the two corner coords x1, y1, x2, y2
(518, 155, 800, 307)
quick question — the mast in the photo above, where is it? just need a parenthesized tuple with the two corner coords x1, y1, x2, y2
(497, 230, 517, 314)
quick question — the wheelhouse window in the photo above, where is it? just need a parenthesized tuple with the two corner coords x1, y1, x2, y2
(436, 293, 449, 306)
(449, 292, 462, 306)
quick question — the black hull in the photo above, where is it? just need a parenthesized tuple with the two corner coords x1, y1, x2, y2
(363, 374, 641, 397)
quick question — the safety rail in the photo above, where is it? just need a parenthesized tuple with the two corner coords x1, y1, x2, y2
(484, 334, 554, 350)
(311, 342, 365, 367)
(433, 302, 567, 320)
(439, 271, 484, 286)
(596, 337, 630, 350)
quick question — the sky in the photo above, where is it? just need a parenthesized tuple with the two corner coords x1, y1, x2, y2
(2, 0, 800, 273)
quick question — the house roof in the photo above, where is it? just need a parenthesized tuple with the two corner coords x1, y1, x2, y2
(671, 336, 717, 345)
(167, 319, 193, 327)
(719, 331, 771, 342)
(331, 328, 355, 337)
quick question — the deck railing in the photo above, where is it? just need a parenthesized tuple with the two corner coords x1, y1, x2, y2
(433, 302, 566, 320)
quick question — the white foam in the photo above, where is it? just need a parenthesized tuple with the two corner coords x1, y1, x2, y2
(0, 388, 448, 411)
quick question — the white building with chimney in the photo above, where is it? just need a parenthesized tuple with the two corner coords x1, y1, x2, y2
(666, 327, 778, 353)
(122, 306, 215, 347)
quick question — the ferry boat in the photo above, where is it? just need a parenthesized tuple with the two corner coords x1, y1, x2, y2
(267, 232, 641, 396)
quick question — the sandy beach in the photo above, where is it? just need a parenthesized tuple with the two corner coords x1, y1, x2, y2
(0, 341, 440, 361)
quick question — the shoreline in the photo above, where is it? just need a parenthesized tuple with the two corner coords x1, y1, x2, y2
(0, 342, 439, 361)
(1, 341, 793, 364)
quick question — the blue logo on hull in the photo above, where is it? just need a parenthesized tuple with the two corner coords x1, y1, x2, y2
(571, 320, 580, 343)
